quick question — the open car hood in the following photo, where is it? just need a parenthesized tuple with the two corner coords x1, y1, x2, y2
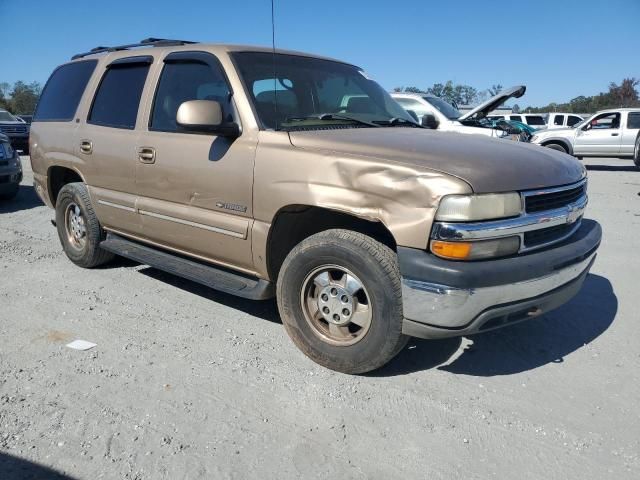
(459, 85, 526, 121)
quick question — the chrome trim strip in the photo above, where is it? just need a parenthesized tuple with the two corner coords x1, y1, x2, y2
(432, 195, 587, 241)
(97, 200, 136, 213)
(138, 209, 245, 239)
(521, 178, 587, 199)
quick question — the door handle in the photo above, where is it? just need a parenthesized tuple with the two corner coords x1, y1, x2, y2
(611, 133, 619, 136)
(79, 140, 93, 154)
(138, 147, 156, 164)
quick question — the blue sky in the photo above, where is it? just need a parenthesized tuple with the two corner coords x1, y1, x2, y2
(1, 0, 638, 106)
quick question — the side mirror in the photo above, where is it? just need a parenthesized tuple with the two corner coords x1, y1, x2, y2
(176, 100, 240, 137)
(421, 113, 439, 129)
(406, 110, 419, 122)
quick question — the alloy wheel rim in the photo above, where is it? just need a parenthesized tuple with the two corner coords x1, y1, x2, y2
(65, 202, 87, 250)
(300, 265, 372, 346)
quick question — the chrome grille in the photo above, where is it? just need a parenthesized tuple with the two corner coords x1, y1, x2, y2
(525, 183, 586, 213)
(0, 125, 28, 134)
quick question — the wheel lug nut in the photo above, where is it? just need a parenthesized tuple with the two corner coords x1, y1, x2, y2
(321, 294, 328, 301)
(330, 288, 338, 296)
(323, 307, 330, 314)
(333, 314, 340, 322)
(341, 295, 348, 303)
(342, 309, 350, 316)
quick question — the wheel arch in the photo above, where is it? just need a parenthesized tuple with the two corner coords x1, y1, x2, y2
(265, 204, 398, 282)
(47, 165, 86, 207)
(541, 138, 573, 155)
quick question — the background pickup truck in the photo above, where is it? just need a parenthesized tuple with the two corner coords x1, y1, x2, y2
(531, 108, 640, 166)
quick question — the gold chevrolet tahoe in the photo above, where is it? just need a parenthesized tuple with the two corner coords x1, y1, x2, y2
(30, 38, 602, 374)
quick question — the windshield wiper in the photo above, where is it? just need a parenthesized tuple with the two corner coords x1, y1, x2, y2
(286, 113, 380, 128)
(373, 117, 424, 128)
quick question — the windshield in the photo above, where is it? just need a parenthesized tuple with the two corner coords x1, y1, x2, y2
(233, 52, 414, 130)
(422, 96, 461, 120)
(0, 110, 18, 122)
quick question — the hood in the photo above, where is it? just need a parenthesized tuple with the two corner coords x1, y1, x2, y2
(288, 128, 585, 193)
(534, 126, 575, 138)
(459, 85, 526, 121)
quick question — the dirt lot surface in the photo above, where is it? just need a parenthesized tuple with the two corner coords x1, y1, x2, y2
(1, 156, 638, 479)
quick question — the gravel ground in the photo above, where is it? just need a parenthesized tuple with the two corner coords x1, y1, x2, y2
(0, 156, 638, 479)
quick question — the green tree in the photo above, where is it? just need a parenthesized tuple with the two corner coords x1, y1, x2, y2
(10, 81, 41, 114)
(0, 82, 11, 111)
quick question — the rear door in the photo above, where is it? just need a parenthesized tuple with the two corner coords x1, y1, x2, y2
(135, 51, 256, 272)
(573, 112, 622, 156)
(620, 111, 640, 156)
(77, 56, 153, 236)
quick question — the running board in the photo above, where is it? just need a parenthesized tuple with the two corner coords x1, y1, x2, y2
(100, 233, 274, 300)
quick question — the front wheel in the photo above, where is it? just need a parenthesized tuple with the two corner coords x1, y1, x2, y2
(634, 134, 640, 168)
(544, 143, 568, 154)
(277, 229, 408, 374)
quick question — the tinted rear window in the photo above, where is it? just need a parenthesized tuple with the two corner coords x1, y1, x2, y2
(627, 112, 640, 129)
(34, 60, 97, 122)
(88, 63, 149, 129)
(567, 115, 582, 127)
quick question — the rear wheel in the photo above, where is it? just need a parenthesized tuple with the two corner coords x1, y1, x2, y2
(55, 182, 114, 268)
(634, 134, 640, 168)
(544, 142, 568, 154)
(277, 229, 408, 374)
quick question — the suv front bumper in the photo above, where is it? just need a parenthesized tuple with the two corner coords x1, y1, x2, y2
(398, 219, 601, 339)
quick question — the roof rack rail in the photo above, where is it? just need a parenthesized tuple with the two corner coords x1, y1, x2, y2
(71, 38, 197, 60)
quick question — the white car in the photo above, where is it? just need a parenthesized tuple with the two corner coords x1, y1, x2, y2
(531, 108, 640, 165)
(391, 86, 526, 139)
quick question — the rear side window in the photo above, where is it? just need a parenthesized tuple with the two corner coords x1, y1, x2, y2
(526, 115, 546, 126)
(89, 62, 150, 129)
(553, 115, 564, 125)
(509, 115, 522, 122)
(34, 60, 97, 122)
(567, 115, 582, 127)
(627, 112, 640, 129)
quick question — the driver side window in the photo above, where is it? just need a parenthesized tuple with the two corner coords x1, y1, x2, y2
(587, 112, 621, 130)
(150, 60, 231, 133)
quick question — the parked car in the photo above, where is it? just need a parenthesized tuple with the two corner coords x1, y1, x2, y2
(31, 38, 601, 373)
(17, 114, 33, 125)
(531, 108, 640, 163)
(544, 112, 584, 129)
(0, 132, 23, 199)
(487, 113, 547, 129)
(391, 86, 526, 139)
(0, 109, 30, 154)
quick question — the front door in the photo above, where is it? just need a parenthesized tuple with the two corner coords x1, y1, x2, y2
(573, 112, 622, 156)
(135, 51, 256, 273)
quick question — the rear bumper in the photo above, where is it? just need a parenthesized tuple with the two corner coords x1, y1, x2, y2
(398, 219, 601, 339)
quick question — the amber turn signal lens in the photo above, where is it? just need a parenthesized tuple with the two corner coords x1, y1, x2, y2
(430, 241, 473, 260)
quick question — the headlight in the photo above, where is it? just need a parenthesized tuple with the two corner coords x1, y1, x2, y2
(435, 193, 522, 222)
(431, 236, 520, 260)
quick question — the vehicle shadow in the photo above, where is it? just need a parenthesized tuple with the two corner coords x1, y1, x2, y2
(138, 266, 281, 324)
(373, 274, 616, 377)
(0, 452, 78, 479)
(585, 164, 638, 172)
(0, 185, 43, 213)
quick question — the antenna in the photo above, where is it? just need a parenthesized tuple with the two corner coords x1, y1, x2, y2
(271, 0, 279, 130)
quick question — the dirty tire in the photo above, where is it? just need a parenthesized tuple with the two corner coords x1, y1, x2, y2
(0, 183, 19, 200)
(634, 133, 640, 167)
(277, 229, 408, 374)
(545, 143, 568, 154)
(55, 182, 114, 268)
